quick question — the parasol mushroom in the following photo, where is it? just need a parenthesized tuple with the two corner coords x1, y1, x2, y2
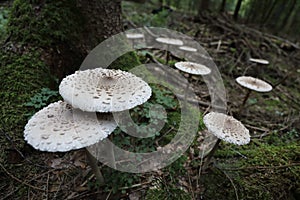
(59, 68, 152, 112)
(178, 46, 197, 59)
(24, 101, 117, 185)
(202, 112, 250, 169)
(244, 57, 269, 75)
(174, 61, 211, 105)
(156, 37, 183, 64)
(174, 61, 211, 75)
(249, 58, 269, 65)
(126, 33, 144, 48)
(236, 76, 273, 111)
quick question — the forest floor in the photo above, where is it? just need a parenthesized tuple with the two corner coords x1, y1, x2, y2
(1, 2, 300, 200)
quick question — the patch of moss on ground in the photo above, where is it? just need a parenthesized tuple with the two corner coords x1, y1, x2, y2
(202, 136, 300, 200)
(145, 187, 192, 200)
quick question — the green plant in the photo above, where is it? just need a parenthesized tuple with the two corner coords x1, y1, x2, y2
(24, 87, 59, 117)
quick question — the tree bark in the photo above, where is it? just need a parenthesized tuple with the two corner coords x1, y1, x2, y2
(198, 0, 210, 14)
(219, 0, 226, 13)
(233, 0, 243, 20)
(76, 0, 122, 54)
(5, 0, 123, 79)
(279, 0, 296, 31)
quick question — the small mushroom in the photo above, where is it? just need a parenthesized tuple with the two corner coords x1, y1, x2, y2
(174, 61, 211, 105)
(126, 33, 144, 47)
(244, 57, 269, 75)
(202, 112, 250, 169)
(236, 76, 273, 111)
(59, 68, 152, 112)
(178, 46, 197, 59)
(24, 101, 117, 185)
(174, 61, 211, 75)
(249, 58, 269, 65)
(156, 37, 183, 64)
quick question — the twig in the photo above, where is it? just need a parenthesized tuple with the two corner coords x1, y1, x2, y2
(118, 180, 151, 190)
(216, 167, 239, 200)
(244, 124, 269, 132)
(187, 171, 195, 200)
(105, 190, 112, 200)
(0, 163, 45, 192)
(46, 172, 50, 200)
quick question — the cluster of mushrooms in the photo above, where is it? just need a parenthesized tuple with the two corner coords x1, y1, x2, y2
(127, 33, 274, 168)
(24, 32, 273, 185)
(24, 68, 152, 184)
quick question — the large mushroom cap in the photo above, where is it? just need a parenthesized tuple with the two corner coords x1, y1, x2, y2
(249, 58, 269, 65)
(179, 46, 197, 52)
(126, 33, 144, 39)
(174, 61, 211, 75)
(24, 101, 117, 152)
(236, 76, 273, 92)
(59, 68, 152, 112)
(156, 37, 183, 46)
(203, 112, 250, 145)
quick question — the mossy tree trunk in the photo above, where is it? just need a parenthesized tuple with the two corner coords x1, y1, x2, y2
(5, 0, 123, 79)
(0, 0, 124, 149)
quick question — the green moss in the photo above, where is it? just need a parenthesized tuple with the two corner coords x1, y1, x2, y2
(203, 138, 300, 200)
(145, 188, 192, 200)
(0, 50, 52, 133)
(109, 51, 141, 71)
(8, 0, 82, 46)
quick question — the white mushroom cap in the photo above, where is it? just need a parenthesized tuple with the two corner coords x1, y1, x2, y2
(126, 33, 144, 39)
(59, 68, 152, 112)
(174, 61, 211, 75)
(24, 101, 117, 152)
(179, 46, 197, 52)
(236, 76, 272, 92)
(156, 37, 183, 46)
(249, 58, 269, 65)
(203, 112, 250, 145)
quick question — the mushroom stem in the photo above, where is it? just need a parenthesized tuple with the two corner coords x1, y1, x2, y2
(166, 45, 170, 64)
(184, 76, 190, 107)
(240, 89, 252, 109)
(202, 138, 221, 170)
(108, 135, 116, 169)
(132, 39, 136, 48)
(182, 52, 186, 61)
(85, 149, 105, 186)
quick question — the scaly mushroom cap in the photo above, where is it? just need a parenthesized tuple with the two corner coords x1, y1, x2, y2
(179, 46, 197, 52)
(24, 101, 117, 152)
(59, 68, 152, 112)
(236, 76, 272, 92)
(126, 33, 144, 39)
(249, 58, 269, 65)
(203, 112, 250, 145)
(174, 61, 211, 75)
(156, 37, 183, 46)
